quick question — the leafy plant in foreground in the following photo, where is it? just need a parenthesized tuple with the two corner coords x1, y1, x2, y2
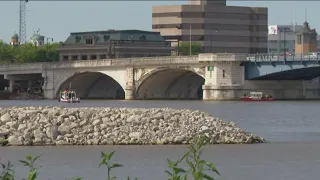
(0, 161, 15, 180)
(165, 156, 187, 180)
(19, 155, 40, 180)
(0, 134, 220, 180)
(185, 135, 220, 180)
(99, 151, 123, 180)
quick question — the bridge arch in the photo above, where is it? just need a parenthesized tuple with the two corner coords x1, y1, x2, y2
(56, 71, 125, 99)
(135, 68, 205, 100)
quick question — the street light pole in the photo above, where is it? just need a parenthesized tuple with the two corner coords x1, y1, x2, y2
(189, 25, 192, 55)
(210, 29, 217, 53)
(283, 30, 287, 61)
(211, 29, 213, 53)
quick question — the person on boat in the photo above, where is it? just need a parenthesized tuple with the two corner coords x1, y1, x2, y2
(243, 93, 247, 97)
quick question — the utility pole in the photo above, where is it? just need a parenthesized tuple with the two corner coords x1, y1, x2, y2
(189, 25, 192, 55)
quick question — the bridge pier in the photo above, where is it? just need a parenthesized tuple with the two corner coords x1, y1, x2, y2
(200, 54, 246, 100)
(202, 85, 243, 100)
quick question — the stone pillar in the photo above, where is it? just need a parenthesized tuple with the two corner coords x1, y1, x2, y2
(41, 70, 56, 99)
(125, 67, 135, 100)
(9, 79, 14, 92)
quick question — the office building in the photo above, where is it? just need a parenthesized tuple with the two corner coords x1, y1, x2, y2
(268, 24, 303, 54)
(152, 0, 268, 54)
(58, 29, 171, 61)
(268, 23, 319, 54)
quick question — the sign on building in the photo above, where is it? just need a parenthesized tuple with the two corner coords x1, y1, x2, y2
(268, 25, 294, 35)
(268, 25, 278, 35)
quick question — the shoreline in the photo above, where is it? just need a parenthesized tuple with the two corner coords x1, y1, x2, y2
(0, 106, 266, 146)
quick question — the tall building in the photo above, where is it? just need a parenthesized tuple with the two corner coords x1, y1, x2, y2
(152, 0, 268, 54)
(58, 29, 171, 61)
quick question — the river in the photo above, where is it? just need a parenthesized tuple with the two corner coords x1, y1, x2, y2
(0, 100, 319, 180)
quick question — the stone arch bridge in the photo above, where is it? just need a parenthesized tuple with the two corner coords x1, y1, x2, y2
(2, 53, 320, 100)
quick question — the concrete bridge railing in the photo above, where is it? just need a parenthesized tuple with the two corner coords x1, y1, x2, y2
(0, 55, 200, 71)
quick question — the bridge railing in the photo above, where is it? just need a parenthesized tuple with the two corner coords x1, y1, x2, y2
(110, 55, 199, 66)
(45, 55, 199, 68)
(0, 55, 200, 71)
(246, 52, 320, 62)
(0, 62, 45, 71)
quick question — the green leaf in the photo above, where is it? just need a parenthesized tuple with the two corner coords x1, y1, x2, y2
(101, 152, 106, 157)
(202, 161, 220, 175)
(32, 156, 41, 163)
(27, 169, 37, 180)
(19, 160, 31, 167)
(98, 157, 107, 168)
(164, 170, 172, 176)
(107, 151, 115, 160)
(203, 174, 214, 180)
(173, 167, 186, 174)
(110, 163, 122, 169)
(26, 156, 32, 160)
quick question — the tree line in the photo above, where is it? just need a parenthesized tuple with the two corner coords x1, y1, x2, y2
(0, 40, 203, 64)
(0, 40, 60, 64)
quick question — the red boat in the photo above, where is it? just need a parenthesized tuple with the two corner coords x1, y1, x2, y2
(241, 92, 274, 101)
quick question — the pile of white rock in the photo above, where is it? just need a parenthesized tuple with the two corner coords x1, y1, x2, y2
(0, 106, 266, 146)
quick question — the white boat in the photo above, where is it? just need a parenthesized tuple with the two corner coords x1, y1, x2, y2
(59, 90, 80, 103)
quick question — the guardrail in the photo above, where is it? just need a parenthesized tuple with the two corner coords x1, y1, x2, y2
(246, 53, 320, 62)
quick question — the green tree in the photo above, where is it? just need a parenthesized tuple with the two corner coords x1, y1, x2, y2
(0, 40, 60, 64)
(178, 42, 203, 55)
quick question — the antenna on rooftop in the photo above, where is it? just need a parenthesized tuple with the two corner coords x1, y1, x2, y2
(293, 8, 295, 32)
(304, 8, 308, 22)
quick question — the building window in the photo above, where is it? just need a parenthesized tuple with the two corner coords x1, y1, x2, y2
(104, 35, 110, 41)
(100, 54, 106, 59)
(90, 55, 96, 60)
(63, 56, 68, 61)
(297, 35, 302, 44)
(75, 36, 81, 43)
(81, 55, 87, 60)
(72, 55, 78, 60)
(222, 70, 225, 78)
(269, 40, 277, 44)
(86, 39, 93, 44)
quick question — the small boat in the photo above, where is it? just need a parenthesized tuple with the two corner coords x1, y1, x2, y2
(241, 92, 274, 101)
(59, 90, 80, 103)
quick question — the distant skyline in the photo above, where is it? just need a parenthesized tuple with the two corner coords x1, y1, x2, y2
(0, 1, 318, 43)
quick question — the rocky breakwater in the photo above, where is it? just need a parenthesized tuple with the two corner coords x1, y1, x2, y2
(0, 106, 266, 146)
